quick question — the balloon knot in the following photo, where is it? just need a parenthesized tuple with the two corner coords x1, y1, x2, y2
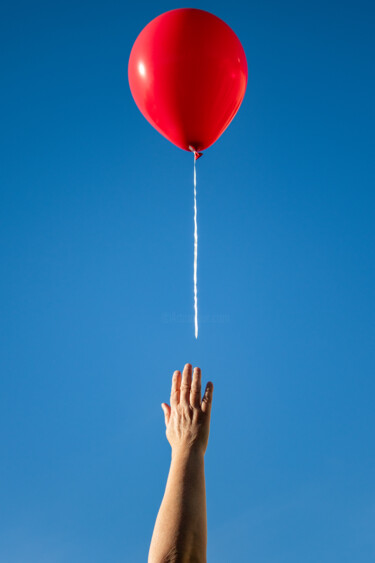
(194, 151, 203, 161)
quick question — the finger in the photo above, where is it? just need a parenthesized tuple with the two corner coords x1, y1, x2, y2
(201, 381, 214, 414)
(161, 403, 171, 426)
(180, 363, 192, 406)
(170, 370, 181, 408)
(190, 367, 202, 409)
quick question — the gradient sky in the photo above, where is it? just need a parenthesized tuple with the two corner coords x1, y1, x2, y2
(1, 0, 374, 561)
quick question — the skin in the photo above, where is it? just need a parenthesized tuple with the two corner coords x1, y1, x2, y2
(148, 364, 214, 563)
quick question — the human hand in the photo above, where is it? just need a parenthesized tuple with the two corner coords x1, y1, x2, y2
(161, 364, 214, 457)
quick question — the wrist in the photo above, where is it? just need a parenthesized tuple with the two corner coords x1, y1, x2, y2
(171, 444, 205, 462)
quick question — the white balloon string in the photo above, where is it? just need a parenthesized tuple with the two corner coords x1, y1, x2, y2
(193, 154, 198, 339)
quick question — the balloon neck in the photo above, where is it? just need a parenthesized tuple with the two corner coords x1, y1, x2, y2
(188, 146, 203, 160)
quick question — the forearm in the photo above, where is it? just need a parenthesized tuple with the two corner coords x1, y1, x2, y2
(148, 447, 207, 563)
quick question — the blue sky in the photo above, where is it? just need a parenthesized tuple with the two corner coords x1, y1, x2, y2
(0, 0, 374, 561)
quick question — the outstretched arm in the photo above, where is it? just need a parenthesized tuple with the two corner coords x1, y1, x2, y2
(148, 364, 214, 563)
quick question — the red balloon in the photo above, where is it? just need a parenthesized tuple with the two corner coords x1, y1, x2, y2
(128, 8, 248, 153)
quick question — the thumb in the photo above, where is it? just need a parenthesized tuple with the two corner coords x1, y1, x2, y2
(161, 403, 171, 426)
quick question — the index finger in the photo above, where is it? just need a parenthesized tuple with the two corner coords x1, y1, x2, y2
(170, 370, 181, 408)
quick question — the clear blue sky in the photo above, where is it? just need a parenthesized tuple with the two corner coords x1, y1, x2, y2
(1, 0, 374, 561)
